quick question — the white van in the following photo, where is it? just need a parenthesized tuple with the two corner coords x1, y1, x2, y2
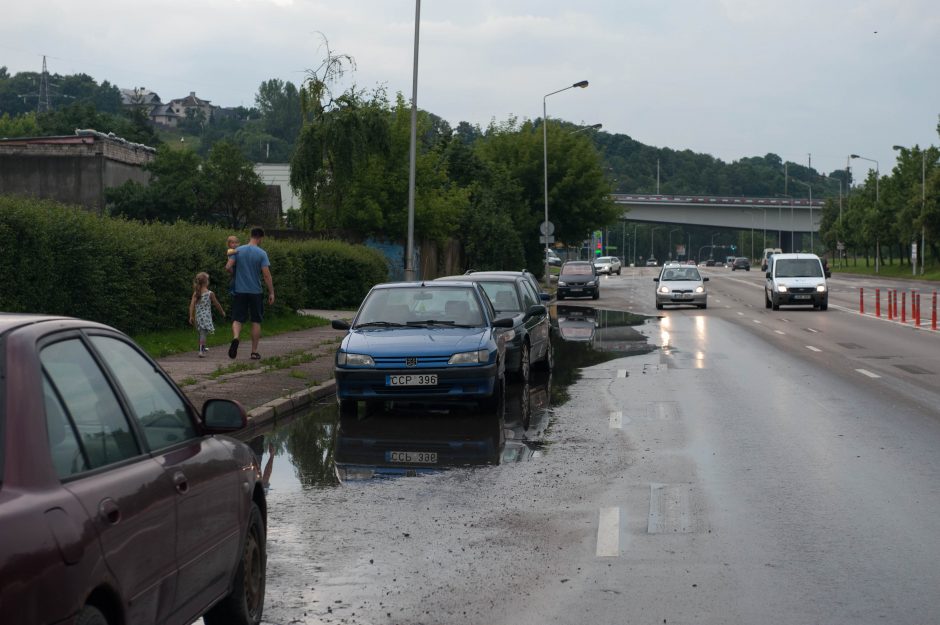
(760, 247, 783, 271)
(764, 253, 828, 311)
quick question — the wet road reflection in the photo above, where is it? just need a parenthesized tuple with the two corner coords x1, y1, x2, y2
(248, 306, 655, 491)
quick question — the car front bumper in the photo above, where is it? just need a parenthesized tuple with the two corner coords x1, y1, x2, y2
(775, 292, 827, 306)
(656, 292, 707, 306)
(335, 362, 499, 401)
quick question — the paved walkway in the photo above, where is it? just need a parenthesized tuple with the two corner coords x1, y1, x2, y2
(158, 310, 354, 433)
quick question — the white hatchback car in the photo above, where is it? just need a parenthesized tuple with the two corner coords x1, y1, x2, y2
(593, 256, 622, 275)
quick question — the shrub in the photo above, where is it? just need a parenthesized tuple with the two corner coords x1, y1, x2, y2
(0, 196, 387, 334)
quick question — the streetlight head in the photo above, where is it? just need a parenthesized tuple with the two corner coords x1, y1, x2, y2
(892, 145, 905, 151)
(850, 154, 860, 159)
(573, 80, 589, 88)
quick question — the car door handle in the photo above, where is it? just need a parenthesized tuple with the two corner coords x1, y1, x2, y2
(99, 498, 121, 525)
(173, 471, 189, 494)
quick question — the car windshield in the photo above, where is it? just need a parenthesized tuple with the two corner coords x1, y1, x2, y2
(775, 259, 823, 278)
(562, 264, 593, 275)
(356, 286, 484, 327)
(478, 282, 522, 313)
(660, 268, 702, 281)
(596, 257, 613, 263)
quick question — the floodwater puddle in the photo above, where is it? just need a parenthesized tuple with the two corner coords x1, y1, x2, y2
(248, 306, 655, 490)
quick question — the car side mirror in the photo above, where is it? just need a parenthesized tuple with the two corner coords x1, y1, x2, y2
(493, 317, 515, 328)
(331, 319, 350, 330)
(539, 292, 551, 302)
(525, 304, 547, 319)
(703, 277, 710, 282)
(653, 277, 659, 282)
(765, 271, 772, 279)
(825, 270, 831, 279)
(202, 399, 248, 432)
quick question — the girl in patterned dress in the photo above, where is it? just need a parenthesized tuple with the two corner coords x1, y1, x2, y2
(188, 272, 226, 357)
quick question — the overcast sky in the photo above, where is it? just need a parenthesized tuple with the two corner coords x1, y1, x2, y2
(4, 0, 938, 178)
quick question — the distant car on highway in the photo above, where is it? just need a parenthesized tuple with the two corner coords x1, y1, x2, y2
(645, 258, 658, 267)
(764, 253, 828, 311)
(654, 265, 709, 310)
(545, 249, 562, 266)
(557, 261, 599, 300)
(704, 258, 717, 267)
(731, 257, 751, 271)
(593, 255, 622, 275)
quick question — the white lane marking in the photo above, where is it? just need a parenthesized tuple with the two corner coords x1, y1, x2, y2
(753, 319, 762, 324)
(609, 410, 623, 429)
(806, 345, 822, 352)
(596, 507, 621, 557)
(775, 330, 785, 335)
(617, 369, 627, 378)
(737, 311, 745, 316)
(857, 368, 881, 378)
(805, 328, 819, 333)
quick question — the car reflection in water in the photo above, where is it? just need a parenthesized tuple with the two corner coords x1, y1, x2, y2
(556, 305, 598, 342)
(333, 371, 553, 481)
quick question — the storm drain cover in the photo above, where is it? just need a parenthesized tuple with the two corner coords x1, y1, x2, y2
(894, 364, 933, 375)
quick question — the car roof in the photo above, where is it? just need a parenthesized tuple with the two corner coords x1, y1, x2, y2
(771, 253, 820, 260)
(0, 313, 103, 338)
(371, 280, 479, 289)
(438, 274, 521, 283)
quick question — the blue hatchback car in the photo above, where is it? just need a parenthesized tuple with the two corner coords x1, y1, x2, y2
(331, 282, 513, 412)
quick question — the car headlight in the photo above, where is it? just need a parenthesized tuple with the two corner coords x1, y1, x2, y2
(816, 284, 827, 292)
(448, 349, 490, 365)
(695, 286, 705, 293)
(777, 285, 788, 293)
(337, 352, 374, 366)
(557, 280, 567, 286)
(587, 280, 597, 286)
(658, 286, 670, 294)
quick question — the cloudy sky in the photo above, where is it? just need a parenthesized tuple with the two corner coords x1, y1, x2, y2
(3, 0, 938, 177)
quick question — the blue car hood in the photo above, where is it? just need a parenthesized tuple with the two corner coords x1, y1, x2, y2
(342, 327, 487, 356)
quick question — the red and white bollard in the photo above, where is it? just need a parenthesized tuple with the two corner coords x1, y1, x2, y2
(875, 288, 881, 317)
(902, 292, 907, 324)
(859, 287, 865, 315)
(932, 291, 937, 331)
(915, 292, 921, 328)
(894, 289, 900, 318)
(888, 290, 894, 320)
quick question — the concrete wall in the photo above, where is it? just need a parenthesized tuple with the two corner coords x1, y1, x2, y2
(0, 137, 153, 212)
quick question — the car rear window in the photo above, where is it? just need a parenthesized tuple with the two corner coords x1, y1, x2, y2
(563, 264, 593, 275)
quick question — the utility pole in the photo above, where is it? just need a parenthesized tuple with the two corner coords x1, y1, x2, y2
(37, 56, 51, 114)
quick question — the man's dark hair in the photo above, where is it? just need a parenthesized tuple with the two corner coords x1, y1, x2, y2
(250, 227, 265, 239)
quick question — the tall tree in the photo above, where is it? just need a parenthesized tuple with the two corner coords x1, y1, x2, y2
(204, 141, 268, 228)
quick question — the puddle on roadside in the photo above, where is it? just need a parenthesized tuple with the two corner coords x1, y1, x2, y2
(247, 305, 655, 491)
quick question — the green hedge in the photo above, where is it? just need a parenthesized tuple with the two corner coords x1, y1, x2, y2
(0, 196, 388, 334)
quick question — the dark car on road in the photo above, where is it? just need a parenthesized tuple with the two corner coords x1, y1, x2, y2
(0, 314, 267, 625)
(731, 257, 751, 271)
(439, 273, 553, 381)
(557, 261, 599, 300)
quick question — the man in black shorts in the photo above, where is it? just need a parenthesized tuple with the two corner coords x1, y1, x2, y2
(226, 227, 275, 359)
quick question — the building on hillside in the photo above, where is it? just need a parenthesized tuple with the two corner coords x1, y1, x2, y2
(0, 130, 156, 212)
(120, 87, 162, 109)
(166, 92, 217, 127)
(254, 163, 300, 216)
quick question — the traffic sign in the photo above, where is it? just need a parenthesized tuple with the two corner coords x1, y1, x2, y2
(539, 221, 555, 236)
(539, 235, 555, 244)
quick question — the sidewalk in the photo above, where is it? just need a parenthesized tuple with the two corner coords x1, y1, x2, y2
(158, 310, 353, 433)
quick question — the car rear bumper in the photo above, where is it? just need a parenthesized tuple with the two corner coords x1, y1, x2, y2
(558, 286, 598, 298)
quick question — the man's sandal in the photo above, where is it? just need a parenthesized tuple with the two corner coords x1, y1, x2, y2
(250, 352, 261, 360)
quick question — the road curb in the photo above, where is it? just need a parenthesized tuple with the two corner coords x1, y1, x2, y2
(245, 379, 337, 432)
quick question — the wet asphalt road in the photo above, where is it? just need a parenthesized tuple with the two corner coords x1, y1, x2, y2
(251, 267, 940, 625)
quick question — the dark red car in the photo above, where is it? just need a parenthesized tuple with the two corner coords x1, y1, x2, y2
(0, 314, 267, 625)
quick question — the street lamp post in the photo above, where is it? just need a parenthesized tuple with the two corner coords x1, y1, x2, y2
(404, 0, 421, 281)
(822, 175, 844, 265)
(850, 154, 880, 272)
(893, 145, 927, 276)
(543, 80, 589, 285)
(790, 178, 813, 252)
(668, 228, 681, 260)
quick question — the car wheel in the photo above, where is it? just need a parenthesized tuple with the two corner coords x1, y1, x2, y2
(699, 303, 707, 309)
(76, 606, 108, 625)
(617, 269, 621, 275)
(772, 296, 780, 311)
(204, 502, 266, 625)
(819, 301, 828, 311)
(592, 290, 599, 300)
(655, 303, 664, 310)
(557, 293, 565, 301)
(482, 369, 505, 414)
(514, 342, 531, 382)
(765, 292, 772, 309)
(746, 267, 750, 271)
(732, 267, 736, 271)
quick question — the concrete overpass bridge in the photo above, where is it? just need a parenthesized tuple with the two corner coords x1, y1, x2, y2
(613, 193, 828, 249)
